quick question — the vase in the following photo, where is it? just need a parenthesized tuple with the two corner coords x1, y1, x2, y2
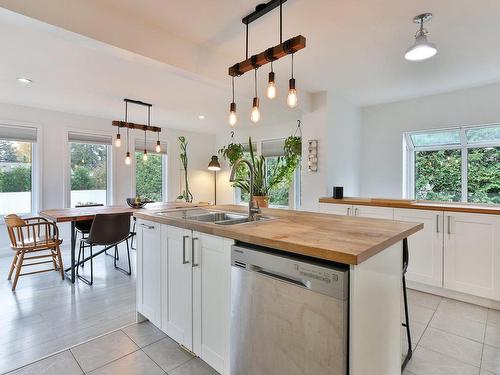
(253, 196, 269, 208)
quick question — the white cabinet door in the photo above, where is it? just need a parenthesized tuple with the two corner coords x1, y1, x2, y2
(136, 220, 162, 328)
(319, 203, 352, 216)
(164, 225, 193, 350)
(394, 209, 444, 287)
(192, 232, 232, 375)
(444, 213, 500, 300)
(353, 205, 394, 219)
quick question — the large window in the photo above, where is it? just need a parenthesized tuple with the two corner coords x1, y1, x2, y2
(0, 125, 37, 215)
(236, 139, 300, 209)
(406, 125, 500, 203)
(135, 140, 167, 202)
(69, 133, 111, 207)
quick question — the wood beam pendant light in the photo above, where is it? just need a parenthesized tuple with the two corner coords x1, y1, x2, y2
(112, 98, 162, 165)
(227, 0, 306, 126)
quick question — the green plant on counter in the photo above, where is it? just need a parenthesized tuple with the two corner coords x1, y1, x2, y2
(177, 136, 193, 203)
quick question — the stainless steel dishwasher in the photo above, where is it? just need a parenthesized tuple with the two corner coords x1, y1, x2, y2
(230, 243, 349, 375)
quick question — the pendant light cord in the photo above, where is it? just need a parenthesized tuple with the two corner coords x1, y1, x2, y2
(291, 53, 294, 79)
(125, 101, 129, 153)
(254, 68, 258, 97)
(232, 76, 235, 102)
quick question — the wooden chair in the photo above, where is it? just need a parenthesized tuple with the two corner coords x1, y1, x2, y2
(5, 214, 64, 291)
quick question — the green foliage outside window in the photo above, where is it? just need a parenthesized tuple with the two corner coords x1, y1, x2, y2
(0, 140, 32, 193)
(467, 147, 500, 204)
(136, 152, 163, 202)
(415, 149, 462, 202)
(70, 143, 107, 190)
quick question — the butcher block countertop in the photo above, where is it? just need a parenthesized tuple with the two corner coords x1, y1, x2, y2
(319, 197, 500, 215)
(134, 204, 422, 265)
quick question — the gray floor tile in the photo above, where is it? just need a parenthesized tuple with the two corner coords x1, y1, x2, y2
(406, 347, 479, 375)
(430, 309, 486, 342)
(88, 350, 165, 375)
(419, 327, 483, 367)
(70, 330, 139, 373)
(437, 298, 488, 324)
(7, 350, 83, 375)
(480, 369, 497, 375)
(142, 338, 192, 373)
(485, 324, 500, 349)
(481, 345, 500, 374)
(168, 358, 215, 375)
(409, 303, 436, 326)
(122, 321, 167, 348)
(408, 289, 442, 311)
(488, 309, 500, 328)
(402, 321, 427, 354)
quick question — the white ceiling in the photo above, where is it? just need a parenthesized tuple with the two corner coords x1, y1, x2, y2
(1, 0, 500, 132)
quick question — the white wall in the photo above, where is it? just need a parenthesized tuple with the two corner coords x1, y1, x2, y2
(0, 102, 215, 255)
(360, 82, 500, 198)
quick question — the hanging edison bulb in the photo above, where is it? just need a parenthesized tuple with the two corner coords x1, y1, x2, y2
(125, 151, 131, 165)
(115, 133, 121, 147)
(156, 141, 161, 153)
(143, 150, 148, 161)
(228, 76, 237, 127)
(266, 63, 276, 99)
(251, 69, 260, 123)
(287, 54, 298, 108)
(251, 98, 260, 123)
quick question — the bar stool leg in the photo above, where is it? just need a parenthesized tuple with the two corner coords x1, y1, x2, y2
(401, 238, 412, 371)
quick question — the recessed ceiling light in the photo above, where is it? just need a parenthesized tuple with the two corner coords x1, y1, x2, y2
(198, 115, 205, 120)
(17, 77, 32, 84)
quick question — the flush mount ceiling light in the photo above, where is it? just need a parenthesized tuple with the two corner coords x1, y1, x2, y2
(227, 0, 306, 127)
(405, 13, 437, 62)
(17, 77, 32, 84)
(112, 99, 162, 165)
(198, 115, 205, 120)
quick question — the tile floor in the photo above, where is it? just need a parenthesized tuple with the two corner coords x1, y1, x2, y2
(0, 243, 136, 374)
(403, 289, 500, 375)
(6, 321, 217, 375)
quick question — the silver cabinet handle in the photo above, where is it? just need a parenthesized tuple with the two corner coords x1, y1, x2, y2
(139, 223, 155, 229)
(346, 207, 351, 216)
(436, 215, 440, 233)
(192, 237, 199, 267)
(182, 235, 190, 264)
(447, 216, 451, 235)
(354, 208, 359, 216)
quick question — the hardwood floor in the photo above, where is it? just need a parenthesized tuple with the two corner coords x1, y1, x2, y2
(0, 243, 136, 374)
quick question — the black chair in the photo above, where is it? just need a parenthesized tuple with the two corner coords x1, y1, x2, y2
(76, 213, 133, 285)
(401, 238, 412, 371)
(75, 204, 104, 268)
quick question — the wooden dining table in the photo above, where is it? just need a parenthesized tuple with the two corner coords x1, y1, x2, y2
(40, 202, 205, 283)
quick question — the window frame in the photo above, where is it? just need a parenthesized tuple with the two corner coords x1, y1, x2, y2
(405, 123, 500, 203)
(66, 130, 113, 208)
(0, 121, 41, 217)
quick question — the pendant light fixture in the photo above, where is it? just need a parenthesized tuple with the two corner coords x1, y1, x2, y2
(227, 0, 306, 126)
(228, 76, 237, 127)
(266, 61, 276, 99)
(287, 53, 298, 108)
(405, 13, 437, 62)
(251, 68, 260, 123)
(113, 99, 161, 165)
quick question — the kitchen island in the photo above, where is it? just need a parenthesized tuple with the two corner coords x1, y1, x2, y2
(133, 205, 422, 375)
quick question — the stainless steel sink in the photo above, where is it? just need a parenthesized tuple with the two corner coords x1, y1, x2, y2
(155, 208, 272, 225)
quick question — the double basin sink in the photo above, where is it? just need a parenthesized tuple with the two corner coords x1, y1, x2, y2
(155, 208, 273, 226)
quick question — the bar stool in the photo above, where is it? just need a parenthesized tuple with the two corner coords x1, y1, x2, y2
(76, 213, 133, 285)
(401, 238, 412, 370)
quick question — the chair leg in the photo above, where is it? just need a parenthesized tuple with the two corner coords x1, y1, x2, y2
(77, 244, 94, 286)
(11, 251, 25, 291)
(114, 240, 132, 276)
(56, 245, 64, 280)
(401, 273, 413, 371)
(130, 219, 136, 250)
(8, 251, 19, 280)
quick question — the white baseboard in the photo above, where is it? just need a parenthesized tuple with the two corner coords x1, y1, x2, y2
(408, 280, 500, 310)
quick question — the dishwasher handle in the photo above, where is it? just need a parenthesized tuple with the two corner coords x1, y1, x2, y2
(253, 266, 308, 289)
